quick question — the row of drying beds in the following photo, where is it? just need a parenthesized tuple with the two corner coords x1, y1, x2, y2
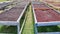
(0, 1, 14, 10)
(32, 1, 60, 34)
(0, 1, 30, 34)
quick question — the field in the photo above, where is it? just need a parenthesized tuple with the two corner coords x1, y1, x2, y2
(0, 1, 60, 34)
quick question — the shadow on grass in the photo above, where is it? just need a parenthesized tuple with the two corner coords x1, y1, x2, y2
(0, 26, 17, 34)
(37, 25, 60, 32)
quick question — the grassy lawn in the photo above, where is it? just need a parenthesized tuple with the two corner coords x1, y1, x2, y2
(0, 0, 8, 2)
(22, 5, 34, 34)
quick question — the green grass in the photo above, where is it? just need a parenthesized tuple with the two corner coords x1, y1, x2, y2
(37, 25, 60, 32)
(0, 26, 17, 34)
(20, 12, 26, 28)
(22, 5, 34, 34)
(0, 0, 8, 2)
